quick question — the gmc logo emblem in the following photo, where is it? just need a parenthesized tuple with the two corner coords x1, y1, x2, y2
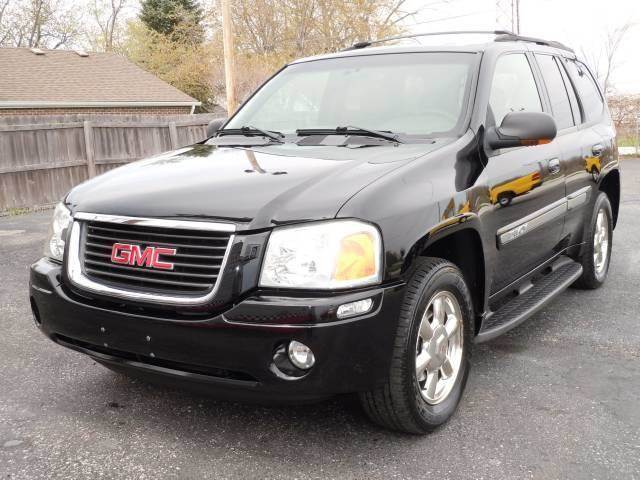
(110, 243, 177, 270)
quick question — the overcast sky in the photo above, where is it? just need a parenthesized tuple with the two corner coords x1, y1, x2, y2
(404, 0, 640, 94)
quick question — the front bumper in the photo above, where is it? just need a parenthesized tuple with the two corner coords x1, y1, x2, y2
(30, 258, 405, 403)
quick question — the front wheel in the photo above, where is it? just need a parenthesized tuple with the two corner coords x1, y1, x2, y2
(360, 257, 473, 434)
(573, 192, 613, 289)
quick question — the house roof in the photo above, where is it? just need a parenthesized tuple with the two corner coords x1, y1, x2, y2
(0, 48, 200, 108)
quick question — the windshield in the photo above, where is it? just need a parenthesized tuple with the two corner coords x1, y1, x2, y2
(225, 52, 478, 138)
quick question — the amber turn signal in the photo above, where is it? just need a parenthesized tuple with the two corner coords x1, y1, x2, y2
(333, 232, 377, 282)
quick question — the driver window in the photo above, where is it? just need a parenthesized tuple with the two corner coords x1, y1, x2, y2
(489, 53, 542, 126)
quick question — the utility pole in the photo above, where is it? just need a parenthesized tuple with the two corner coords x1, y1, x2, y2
(496, 0, 520, 34)
(221, 0, 238, 115)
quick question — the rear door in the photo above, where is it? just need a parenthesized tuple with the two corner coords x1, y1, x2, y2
(484, 52, 566, 293)
(532, 53, 584, 249)
(559, 58, 611, 243)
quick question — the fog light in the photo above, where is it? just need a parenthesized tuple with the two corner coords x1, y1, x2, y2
(288, 341, 315, 370)
(337, 298, 373, 319)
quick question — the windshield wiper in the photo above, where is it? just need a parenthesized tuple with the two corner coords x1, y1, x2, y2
(339, 125, 401, 143)
(217, 125, 284, 143)
(296, 126, 402, 143)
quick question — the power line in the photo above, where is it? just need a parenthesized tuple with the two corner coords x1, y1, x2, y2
(496, 0, 520, 34)
(406, 10, 495, 27)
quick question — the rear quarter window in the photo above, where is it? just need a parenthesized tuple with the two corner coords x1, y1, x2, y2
(535, 54, 575, 130)
(565, 59, 604, 123)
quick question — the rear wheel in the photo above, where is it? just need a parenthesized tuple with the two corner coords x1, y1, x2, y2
(573, 192, 613, 289)
(360, 257, 473, 434)
(498, 192, 514, 207)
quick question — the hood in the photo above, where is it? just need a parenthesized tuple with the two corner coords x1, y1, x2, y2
(66, 141, 451, 230)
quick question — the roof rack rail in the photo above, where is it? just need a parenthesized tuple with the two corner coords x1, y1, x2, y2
(343, 30, 574, 54)
(343, 30, 514, 51)
(494, 33, 574, 53)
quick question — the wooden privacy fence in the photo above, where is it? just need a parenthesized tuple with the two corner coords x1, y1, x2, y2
(0, 113, 218, 211)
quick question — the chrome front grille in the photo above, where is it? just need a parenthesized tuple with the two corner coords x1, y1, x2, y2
(67, 213, 235, 304)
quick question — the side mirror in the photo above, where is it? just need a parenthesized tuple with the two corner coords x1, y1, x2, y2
(486, 111, 557, 150)
(206, 118, 227, 137)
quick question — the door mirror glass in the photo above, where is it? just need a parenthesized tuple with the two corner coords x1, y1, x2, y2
(486, 111, 557, 150)
(206, 118, 227, 137)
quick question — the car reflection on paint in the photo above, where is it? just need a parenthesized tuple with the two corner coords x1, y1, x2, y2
(585, 155, 601, 180)
(489, 171, 542, 207)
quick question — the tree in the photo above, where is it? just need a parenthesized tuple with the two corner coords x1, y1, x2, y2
(140, 0, 204, 42)
(581, 21, 636, 96)
(607, 94, 640, 143)
(123, 0, 420, 112)
(88, 0, 129, 52)
(0, 0, 11, 45)
(230, 0, 414, 59)
(124, 20, 217, 109)
(0, 0, 82, 48)
(221, 0, 416, 104)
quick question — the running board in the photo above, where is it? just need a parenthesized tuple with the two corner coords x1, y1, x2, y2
(475, 257, 583, 343)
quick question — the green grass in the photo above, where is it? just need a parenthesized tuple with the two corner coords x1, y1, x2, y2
(0, 204, 55, 217)
(617, 136, 639, 148)
(3, 207, 31, 216)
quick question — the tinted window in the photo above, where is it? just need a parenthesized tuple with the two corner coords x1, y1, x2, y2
(226, 52, 478, 136)
(489, 54, 542, 125)
(536, 54, 575, 129)
(558, 59, 581, 124)
(566, 59, 603, 122)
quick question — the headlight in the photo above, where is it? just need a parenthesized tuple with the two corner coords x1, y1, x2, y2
(44, 202, 72, 262)
(259, 220, 382, 289)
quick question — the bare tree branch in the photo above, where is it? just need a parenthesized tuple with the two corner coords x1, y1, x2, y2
(86, 0, 128, 51)
(0, 0, 13, 45)
(0, 0, 82, 49)
(583, 21, 636, 96)
(602, 22, 633, 95)
(28, 0, 45, 47)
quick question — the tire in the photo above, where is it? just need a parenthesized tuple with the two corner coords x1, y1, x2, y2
(573, 191, 613, 289)
(498, 192, 514, 207)
(359, 257, 473, 434)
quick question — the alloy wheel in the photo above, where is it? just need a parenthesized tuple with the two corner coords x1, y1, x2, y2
(415, 291, 464, 405)
(593, 209, 609, 275)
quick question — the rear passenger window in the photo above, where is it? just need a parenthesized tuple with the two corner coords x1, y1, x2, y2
(536, 54, 575, 130)
(565, 59, 604, 122)
(557, 60, 581, 125)
(489, 54, 542, 126)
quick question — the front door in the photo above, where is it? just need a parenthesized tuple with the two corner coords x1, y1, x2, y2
(483, 52, 566, 293)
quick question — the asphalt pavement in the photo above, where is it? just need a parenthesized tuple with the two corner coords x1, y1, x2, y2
(1, 160, 639, 480)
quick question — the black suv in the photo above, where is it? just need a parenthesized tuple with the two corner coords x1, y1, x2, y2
(30, 32, 620, 434)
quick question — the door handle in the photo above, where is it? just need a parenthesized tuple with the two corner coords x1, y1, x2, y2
(548, 158, 560, 174)
(591, 144, 604, 157)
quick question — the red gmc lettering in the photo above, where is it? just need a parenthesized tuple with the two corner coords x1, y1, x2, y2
(130, 245, 154, 267)
(110, 243, 176, 270)
(150, 247, 177, 270)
